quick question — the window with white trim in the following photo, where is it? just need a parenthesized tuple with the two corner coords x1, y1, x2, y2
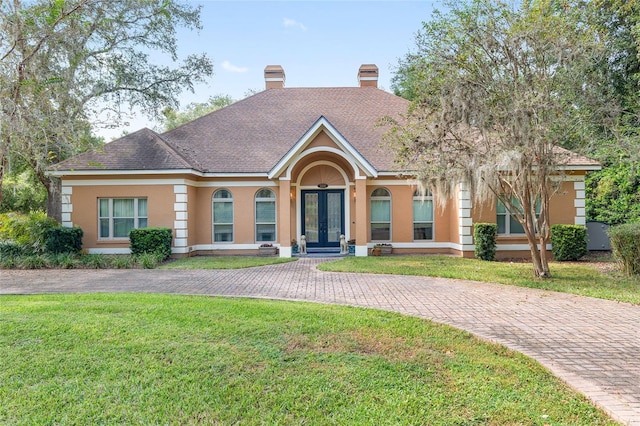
(370, 188, 391, 241)
(98, 198, 147, 239)
(213, 189, 233, 242)
(413, 189, 434, 240)
(255, 189, 276, 242)
(497, 197, 540, 235)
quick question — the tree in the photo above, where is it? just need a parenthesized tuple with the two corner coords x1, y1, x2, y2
(580, 0, 640, 223)
(161, 95, 234, 131)
(0, 0, 214, 221)
(386, 0, 615, 277)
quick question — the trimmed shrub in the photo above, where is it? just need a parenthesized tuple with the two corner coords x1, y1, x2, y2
(44, 226, 83, 254)
(608, 223, 640, 276)
(474, 223, 497, 261)
(0, 212, 58, 253)
(129, 228, 172, 260)
(551, 224, 588, 261)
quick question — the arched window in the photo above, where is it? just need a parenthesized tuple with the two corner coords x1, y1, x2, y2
(370, 188, 391, 241)
(255, 189, 276, 242)
(413, 189, 434, 240)
(213, 189, 233, 242)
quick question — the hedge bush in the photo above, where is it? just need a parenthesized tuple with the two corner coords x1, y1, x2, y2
(474, 223, 497, 261)
(550, 224, 588, 261)
(0, 211, 58, 253)
(44, 226, 83, 254)
(608, 223, 640, 276)
(129, 227, 172, 260)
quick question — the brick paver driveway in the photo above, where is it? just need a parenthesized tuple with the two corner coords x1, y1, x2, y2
(1, 258, 639, 425)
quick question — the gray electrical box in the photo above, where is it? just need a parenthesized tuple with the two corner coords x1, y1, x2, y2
(586, 221, 611, 251)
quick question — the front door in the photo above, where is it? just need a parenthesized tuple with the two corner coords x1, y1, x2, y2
(301, 190, 345, 248)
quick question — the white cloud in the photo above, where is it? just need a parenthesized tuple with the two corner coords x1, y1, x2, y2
(283, 18, 307, 31)
(222, 60, 248, 73)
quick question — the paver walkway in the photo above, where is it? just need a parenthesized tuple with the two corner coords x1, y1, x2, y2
(1, 258, 639, 425)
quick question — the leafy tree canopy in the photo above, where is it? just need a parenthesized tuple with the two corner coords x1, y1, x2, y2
(161, 95, 234, 131)
(386, 0, 616, 277)
(0, 0, 214, 220)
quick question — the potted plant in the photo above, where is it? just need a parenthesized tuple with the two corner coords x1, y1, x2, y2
(258, 243, 277, 256)
(374, 243, 393, 255)
(291, 238, 299, 255)
(348, 239, 356, 255)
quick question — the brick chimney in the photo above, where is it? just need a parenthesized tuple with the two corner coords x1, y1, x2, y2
(264, 65, 285, 89)
(358, 64, 378, 88)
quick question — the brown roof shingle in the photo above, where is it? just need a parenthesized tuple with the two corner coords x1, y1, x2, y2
(52, 128, 194, 171)
(51, 86, 599, 174)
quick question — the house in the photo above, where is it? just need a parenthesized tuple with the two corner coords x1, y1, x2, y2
(49, 64, 600, 259)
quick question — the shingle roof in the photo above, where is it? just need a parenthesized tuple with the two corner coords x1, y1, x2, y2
(51, 128, 194, 171)
(51, 86, 599, 174)
(163, 87, 409, 173)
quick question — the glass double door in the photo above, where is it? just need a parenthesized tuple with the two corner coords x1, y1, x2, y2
(301, 190, 345, 248)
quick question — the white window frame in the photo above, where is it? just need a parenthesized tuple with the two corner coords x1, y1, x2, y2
(98, 198, 148, 240)
(370, 188, 391, 241)
(255, 189, 277, 243)
(413, 190, 434, 241)
(212, 189, 234, 243)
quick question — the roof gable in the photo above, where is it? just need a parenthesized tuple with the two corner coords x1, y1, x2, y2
(269, 116, 377, 179)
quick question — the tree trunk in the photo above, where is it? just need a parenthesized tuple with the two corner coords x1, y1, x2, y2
(46, 177, 62, 223)
(34, 168, 62, 223)
(0, 154, 6, 205)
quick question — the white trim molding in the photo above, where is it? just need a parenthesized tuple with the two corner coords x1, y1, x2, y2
(458, 183, 473, 245)
(269, 116, 378, 179)
(574, 179, 586, 225)
(173, 185, 189, 251)
(61, 185, 73, 227)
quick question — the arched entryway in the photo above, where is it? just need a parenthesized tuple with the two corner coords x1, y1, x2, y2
(295, 161, 351, 253)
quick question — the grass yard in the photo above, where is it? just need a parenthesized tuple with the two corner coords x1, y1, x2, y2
(161, 255, 297, 270)
(318, 256, 640, 305)
(0, 294, 616, 425)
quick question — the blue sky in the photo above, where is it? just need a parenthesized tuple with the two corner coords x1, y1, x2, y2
(107, 1, 441, 138)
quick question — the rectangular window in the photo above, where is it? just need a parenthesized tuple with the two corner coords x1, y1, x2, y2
(413, 198, 434, 240)
(213, 200, 233, 242)
(98, 198, 148, 239)
(255, 190, 276, 242)
(370, 198, 391, 241)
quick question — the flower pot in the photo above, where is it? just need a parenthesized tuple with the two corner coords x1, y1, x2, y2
(258, 247, 277, 256)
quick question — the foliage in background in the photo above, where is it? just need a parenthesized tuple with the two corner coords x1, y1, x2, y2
(550, 224, 588, 261)
(474, 223, 497, 261)
(0, 170, 47, 214)
(385, 0, 615, 278)
(161, 94, 234, 131)
(608, 223, 640, 276)
(129, 228, 173, 260)
(0, 0, 214, 220)
(0, 212, 58, 254)
(586, 162, 640, 225)
(43, 227, 83, 255)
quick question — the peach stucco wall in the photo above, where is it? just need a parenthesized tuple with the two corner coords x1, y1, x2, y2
(67, 183, 175, 250)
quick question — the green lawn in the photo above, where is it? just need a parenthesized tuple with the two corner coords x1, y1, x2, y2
(318, 256, 640, 305)
(0, 294, 617, 425)
(161, 255, 297, 269)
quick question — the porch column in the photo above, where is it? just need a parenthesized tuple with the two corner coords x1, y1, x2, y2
(355, 177, 368, 256)
(278, 178, 292, 257)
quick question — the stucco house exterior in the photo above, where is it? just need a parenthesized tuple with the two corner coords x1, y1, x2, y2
(50, 64, 600, 259)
